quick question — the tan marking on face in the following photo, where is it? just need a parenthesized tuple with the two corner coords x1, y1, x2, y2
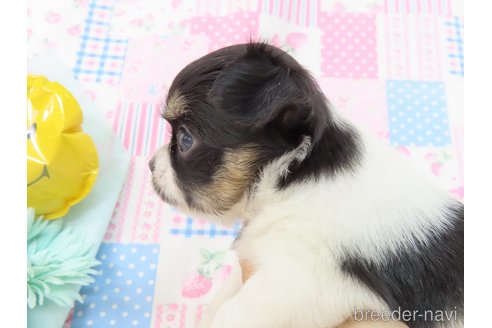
(193, 146, 259, 214)
(240, 258, 255, 283)
(164, 92, 188, 121)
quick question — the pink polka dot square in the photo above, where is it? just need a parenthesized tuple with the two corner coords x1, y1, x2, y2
(319, 12, 378, 78)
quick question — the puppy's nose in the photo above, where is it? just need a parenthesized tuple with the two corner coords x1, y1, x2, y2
(149, 157, 156, 172)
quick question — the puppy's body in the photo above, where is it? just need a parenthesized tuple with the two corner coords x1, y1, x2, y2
(150, 43, 463, 328)
(230, 129, 463, 328)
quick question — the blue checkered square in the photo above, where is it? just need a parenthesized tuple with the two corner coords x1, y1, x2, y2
(446, 16, 464, 76)
(170, 217, 241, 238)
(386, 80, 451, 147)
(73, 0, 128, 83)
(71, 243, 160, 328)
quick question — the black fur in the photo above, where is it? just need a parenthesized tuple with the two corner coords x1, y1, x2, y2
(341, 201, 464, 328)
(163, 42, 362, 212)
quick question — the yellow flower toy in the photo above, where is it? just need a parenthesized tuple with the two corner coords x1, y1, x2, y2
(27, 75, 99, 219)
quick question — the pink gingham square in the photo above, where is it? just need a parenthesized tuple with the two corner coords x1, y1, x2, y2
(87, 24, 109, 38)
(80, 57, 102, 71)
(91, 8, 111, 23)
(106, 42, 127, 57)
(85, 39, 105, 55)
(104, 58, 124, 72)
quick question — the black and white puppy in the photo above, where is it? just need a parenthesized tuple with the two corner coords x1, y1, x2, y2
(149, 42, 463, 328)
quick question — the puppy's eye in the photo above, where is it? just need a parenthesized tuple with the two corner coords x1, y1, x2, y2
(177, 127, 194, 152)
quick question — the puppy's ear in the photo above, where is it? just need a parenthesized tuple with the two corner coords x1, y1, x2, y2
(209, 49, 326, 142)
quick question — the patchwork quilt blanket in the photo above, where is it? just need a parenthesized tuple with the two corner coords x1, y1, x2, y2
(27, 1, 464, 327)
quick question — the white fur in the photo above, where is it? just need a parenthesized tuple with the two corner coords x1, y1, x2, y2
(152, 146, 187, 206)
(153, 118, 461, 327)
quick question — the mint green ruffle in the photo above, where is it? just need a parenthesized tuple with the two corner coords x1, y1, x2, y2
(27, 208, 100, 309)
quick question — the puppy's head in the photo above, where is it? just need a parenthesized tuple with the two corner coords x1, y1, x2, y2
(150, 42, 331, 221)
